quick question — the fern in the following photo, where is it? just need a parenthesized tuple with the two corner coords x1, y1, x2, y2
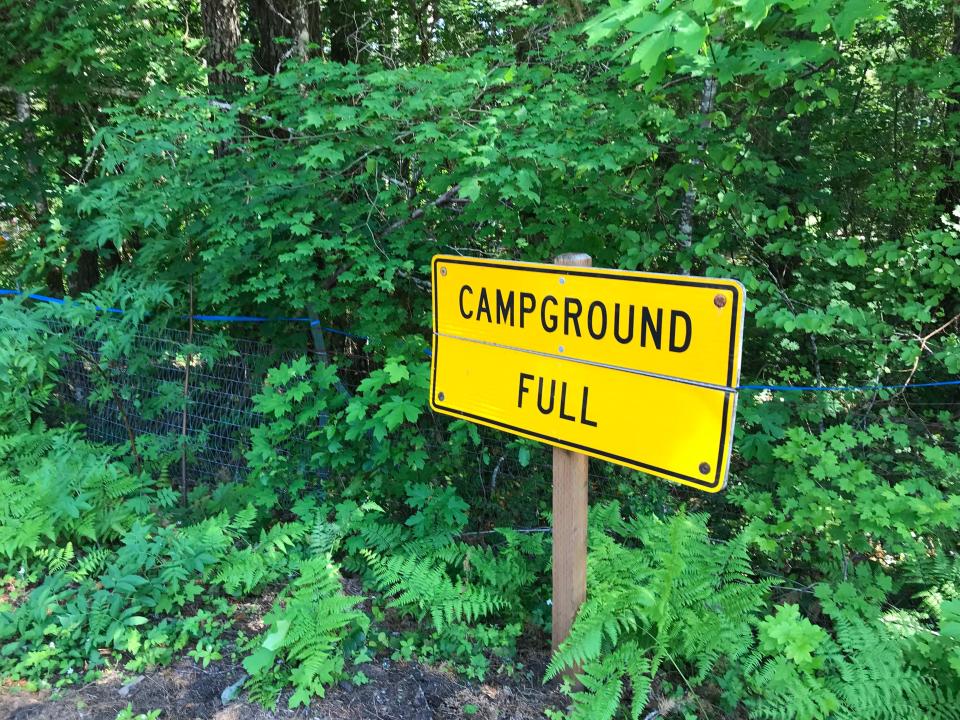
(749, 657, 839, 720)
(243, 555, 368, 708)
(363, 544, 506, 632)
(226, 503, 257, 538)
(746, 584, 955, 720)
(214, 509, 309, 596)
(346, 492, 545, 679)
(69, 547, 110, 581)
(549, 504, 771, 720)
(214, 547, 271, 595)
(309, 515, 342, 557)
(36, 542, 75, 573)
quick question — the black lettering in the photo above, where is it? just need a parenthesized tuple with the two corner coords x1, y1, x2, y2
(518, 372, 533, 408)
(640, 307, 662, 349)
(564, 298, 583, 337)
(587, 301, 607, 340)
(613, 304, 635, 344)
(580, 387, 598, 427)
(458, 285, 473, 319)
(476, 288, 492, 322)
(537, 377, 556, 414)
(541, 295, 559, 332)
(559, 382, 576, 421)
(495, 289, 515, 326)
(519, 292, 536, 328)
(669, 310, 692, 352)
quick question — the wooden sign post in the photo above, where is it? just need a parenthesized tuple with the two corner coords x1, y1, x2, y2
(427, 251, 746, 670)
(551, 253, 591, 653)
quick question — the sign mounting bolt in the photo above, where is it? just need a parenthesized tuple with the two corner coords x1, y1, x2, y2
(558, 345, 565, 353)
(698, 462, 711, 474)
(713, 294, 726, 308)
(440, 267, 447, 276)
(438, 392, 445, 402)
(559, 277, 565, 284)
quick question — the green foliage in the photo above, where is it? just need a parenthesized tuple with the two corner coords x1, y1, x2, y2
(734, 413, 960, 564)
(2, 0, 960, 715)
(114, 705, 161, 720)
(744, 583, 955, 720)
(550, 505, 960, 720)
(0, 299, 68, 431)
(548, 506, 771, 719)
(243, 556, 368, 708)
(348, 486, 549, 679)
(585, 0, 886, 85)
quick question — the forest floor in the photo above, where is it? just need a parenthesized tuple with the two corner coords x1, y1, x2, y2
(0, 651, 565, 720)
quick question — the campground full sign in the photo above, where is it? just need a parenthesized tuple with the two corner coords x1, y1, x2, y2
(429, 255, 745, 492)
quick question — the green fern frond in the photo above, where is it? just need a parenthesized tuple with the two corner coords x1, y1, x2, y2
(36, 542, 74, 573)
(69, 547, 110, 581)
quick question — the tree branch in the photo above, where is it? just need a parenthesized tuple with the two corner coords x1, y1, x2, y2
(378, 183, 464, 238)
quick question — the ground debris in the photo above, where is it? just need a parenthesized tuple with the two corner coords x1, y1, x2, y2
(0, 656, 564, 720)
(117, 676, 145, 698)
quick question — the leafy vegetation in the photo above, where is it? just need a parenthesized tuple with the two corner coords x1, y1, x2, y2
(2, 0, 960, 717)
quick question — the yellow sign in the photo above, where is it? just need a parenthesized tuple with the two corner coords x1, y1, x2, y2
(429, 255, 745, 492)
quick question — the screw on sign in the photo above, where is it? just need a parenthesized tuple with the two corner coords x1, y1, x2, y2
(429, 252, 746, 668)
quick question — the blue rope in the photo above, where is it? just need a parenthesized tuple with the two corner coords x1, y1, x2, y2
(311, 320, 367, 339)
(738, 380, 960, 392)
(5, 288, 957, 391)
(1, 288, 368, 341)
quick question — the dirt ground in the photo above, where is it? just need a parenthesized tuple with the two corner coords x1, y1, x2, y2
(0, 655, 567, 720)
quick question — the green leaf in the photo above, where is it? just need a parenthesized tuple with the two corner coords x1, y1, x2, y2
(630, 30, 673, 73)
(262, 619, 290, 651)
(384, 359, 410, 383)
(242, 646, 276, 675)
(518, 446, 531, 467)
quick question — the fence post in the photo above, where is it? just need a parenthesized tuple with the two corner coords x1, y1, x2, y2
(551, 252, 591, 664)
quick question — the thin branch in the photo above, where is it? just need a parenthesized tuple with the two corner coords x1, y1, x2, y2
(378, 183, 463, 238)
(72, 344, 142, 473)
(460, 527, 552, 537)
(900, 313, 960, 391)
(180, 277, 194, 505)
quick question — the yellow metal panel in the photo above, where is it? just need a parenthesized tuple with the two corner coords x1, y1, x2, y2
(433, 256, 743, 388)
(429, 255, 746, 492)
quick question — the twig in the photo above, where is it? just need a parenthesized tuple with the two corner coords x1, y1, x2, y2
(378, 183, 463, 238)
(460, 527, 552, 537)
(180, 277, 194, 505)
(900, 313, 960, 392)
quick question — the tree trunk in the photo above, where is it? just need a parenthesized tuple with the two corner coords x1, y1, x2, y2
(677, 75, 718, 258)
(201, 0, 242, 95)
(15, 92, 64, 296)
(250, 0, 309, 74)
(70, 250, 99, 296)
(328, 0, 361, 63)
(557, 0, 585, 24)
(48, 93, 100, 296)
(308, 0, 324, 52)
(936, 3, 960, 214)
(407, 0, 431, 64)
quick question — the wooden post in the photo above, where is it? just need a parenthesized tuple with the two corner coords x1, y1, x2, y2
(552, 252, 591, 656)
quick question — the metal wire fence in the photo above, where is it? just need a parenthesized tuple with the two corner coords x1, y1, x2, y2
(45, 316, 700, 530)
(50, 320, 370, 483)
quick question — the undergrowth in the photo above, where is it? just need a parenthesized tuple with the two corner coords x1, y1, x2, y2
(2, 299, 959, 718)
